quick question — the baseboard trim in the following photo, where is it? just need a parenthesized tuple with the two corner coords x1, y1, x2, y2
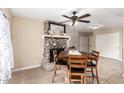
(12, 65, 41, 72)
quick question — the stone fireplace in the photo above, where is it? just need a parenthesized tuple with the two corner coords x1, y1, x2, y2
(41, 35, 70, 71)
(41, 20, 70, 71)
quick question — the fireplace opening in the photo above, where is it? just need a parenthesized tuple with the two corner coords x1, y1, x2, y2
(49, 48, 65, 62)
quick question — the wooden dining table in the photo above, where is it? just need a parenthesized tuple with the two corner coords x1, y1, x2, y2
(62, 51, 96, 61)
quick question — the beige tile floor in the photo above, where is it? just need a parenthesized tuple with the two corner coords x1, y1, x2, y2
(8, 57, 124, 84)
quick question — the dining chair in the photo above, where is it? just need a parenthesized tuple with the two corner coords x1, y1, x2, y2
(68, 55, 88, 84)
(52, 49, 68, 83)
(87, 50, 100, 84)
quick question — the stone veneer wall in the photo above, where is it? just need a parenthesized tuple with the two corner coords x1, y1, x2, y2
(43, 20, 49, 35)
(41, 20, 69, 71)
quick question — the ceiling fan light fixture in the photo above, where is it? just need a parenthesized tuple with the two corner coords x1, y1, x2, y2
(61, 11, 91, 26)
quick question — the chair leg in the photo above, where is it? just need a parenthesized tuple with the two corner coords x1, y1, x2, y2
(69, 73, 71, 84)
(82, 76, 84, 84)
(65, 66, 69, 84)
(84, 75, 87, 84)
(91, 68, 94, 80)
(69, 78, 70, 84)
(95, 68, 99, 84)
(81, 76, 83, 84)
(52, 65, 57, 83)
(91, 68, 95, 84)
(55, 65, 57, 76)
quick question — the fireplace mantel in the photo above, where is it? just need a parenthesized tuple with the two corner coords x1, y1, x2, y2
(42, 35, 70, 39)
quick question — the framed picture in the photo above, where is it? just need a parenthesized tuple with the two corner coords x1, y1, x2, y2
(48, 21, 66, 35)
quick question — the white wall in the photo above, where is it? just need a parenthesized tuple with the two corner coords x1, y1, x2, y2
(12, 16, 44, 70)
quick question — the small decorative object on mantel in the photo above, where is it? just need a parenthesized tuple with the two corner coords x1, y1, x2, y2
(48, 30, 54, 35)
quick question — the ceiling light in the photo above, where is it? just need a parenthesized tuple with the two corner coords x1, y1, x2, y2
(89, 24, 102, 29)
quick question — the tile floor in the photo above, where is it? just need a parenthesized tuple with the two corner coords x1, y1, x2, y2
(8, 57, 124, 84)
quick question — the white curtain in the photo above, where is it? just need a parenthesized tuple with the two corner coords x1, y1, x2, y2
(0, 10, 14, 84)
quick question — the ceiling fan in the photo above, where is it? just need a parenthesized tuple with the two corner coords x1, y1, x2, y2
(61, 11, 91, 26)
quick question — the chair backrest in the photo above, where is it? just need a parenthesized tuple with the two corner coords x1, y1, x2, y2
(92, 50, 100, 64)
(68, 55, 88, 83)
(68, 55, 87, 69)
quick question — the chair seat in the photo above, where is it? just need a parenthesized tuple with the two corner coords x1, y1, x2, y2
(56, 59, 67, 65)
(71, 76, 81, 80)
(71, 68, 84, 73)
(87, 61, 96, 66)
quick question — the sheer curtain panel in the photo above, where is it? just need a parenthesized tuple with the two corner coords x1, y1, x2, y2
(0, 10, 14, 84)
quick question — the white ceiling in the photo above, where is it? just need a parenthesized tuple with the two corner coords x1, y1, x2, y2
(10, 8, 124, 32)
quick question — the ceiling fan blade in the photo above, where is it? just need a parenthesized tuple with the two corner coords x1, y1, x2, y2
(78, 14, 91, 19)
(62, 15, 72, 19)
(59, 20, 71, 23)
(77, 20, 90, 23)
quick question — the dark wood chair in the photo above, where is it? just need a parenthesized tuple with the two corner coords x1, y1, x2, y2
(87, 50, 100, 84)
(68, 55, 88, 84)
(52, 49, 68, 83)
